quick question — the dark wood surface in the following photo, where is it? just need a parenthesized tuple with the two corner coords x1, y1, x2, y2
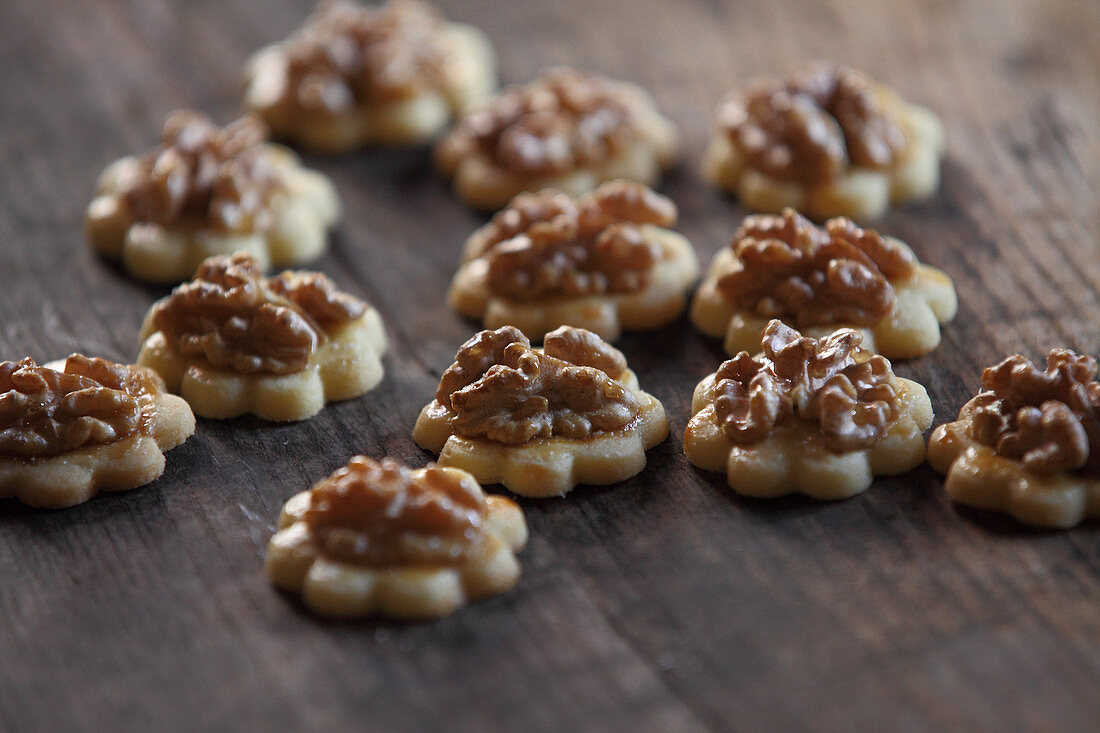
(2, 0, 1098, 730)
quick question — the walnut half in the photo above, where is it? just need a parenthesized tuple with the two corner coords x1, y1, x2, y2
(439, 67, 647, 178)
(435, 326, 639, 444)
(716, 208, 916, 328)
(965, 349, 1100, 476)
(120, 111, 282, 234)
(719, 63, 906, 185)
(274, 0, 451, 113)
(302, 456, 488, 568)
(150, 252, 367, 374)
(0, 355, 160, 459)
(709, 320, 901, 452)
(476, 180, 676, 301)
(542, 325, 628, 379)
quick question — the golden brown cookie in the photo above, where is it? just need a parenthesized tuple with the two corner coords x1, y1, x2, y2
(86, 111, 339, 283)
(929, 350, 1100, 528)
(691, 208, 956, 360)
(448, 180, 699, 341)
(413, 326, 668, 497)
(245, 0, 496, 150)
(0, 355, 195, 509)
(703, 63, 944, 220)
(265, 455, 526, 619)
(436, 67, 680, 211)
(684, 320, 932, 500)
(137, 252, 386, 422)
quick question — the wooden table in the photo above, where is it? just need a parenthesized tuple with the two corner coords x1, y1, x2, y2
(2, 0, 1097, 730)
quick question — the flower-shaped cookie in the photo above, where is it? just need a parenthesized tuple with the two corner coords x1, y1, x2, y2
(245, 0, 496, 150)
(449, 180, 699, 341)
(0, 355, 195, 509)
(85, 110, 339, 283)
(703, 63, 945, 220)
(691, 208, 956, 360)
(137, 252, 386, 422)
(929, 350, 1100, 528)
(266, 455, 527, 619)
(414, 326, 668, 497)
(436, 67, 680, 210)
(684, 320, 932, 500)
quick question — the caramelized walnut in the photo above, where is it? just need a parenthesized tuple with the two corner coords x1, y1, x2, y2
(435, 326, 639, 444)
(476, 181, 675, 300)
(436, 326, 529, 403)
(543, 325, 628, 379)
(120, 111, 281, 233)
(710, 320, 901, 452)
(0, 355, 159, 459)
(476, 191, 577, 250)
(302, 456, 487, 567)
(274, 0, 450, 113)
(716, 208, 916, 328)
(151, 253, 367, 375)
(811, 358, 898, 452)
(719, 64, 907, 184)
(577, 178, 678, 231)
(965, 350, 1100, 476)
(268, 271, 367, 329)
(712, 352, 787, 444)
(440, 68, 642, 177)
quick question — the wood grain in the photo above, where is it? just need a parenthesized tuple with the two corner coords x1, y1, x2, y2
(1, 0, 1098, 730)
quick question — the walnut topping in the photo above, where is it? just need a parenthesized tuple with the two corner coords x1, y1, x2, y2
(716, 208, 916, 327)
(151, 253, 367, 375)
(436, 326, 528, 403)
(543, 325, 628, 379)
(965, 350, 1100, 476)
(0, 355, 160, 459)
(475, 181, 676, 300)
(719, 64, 907, 184)
(119, 111, 281, 234)
(435, 326, 639, 444)
(711, 352, 785, 444)
(302, 456, 488, 568)
(274, 0, 451, 112)
(268, 271, 367, 329)
(710, 320, 901, 452)
(449, 347, 638, 444)
(577, 178, 678, 232)
(440, 68, 646, 177)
